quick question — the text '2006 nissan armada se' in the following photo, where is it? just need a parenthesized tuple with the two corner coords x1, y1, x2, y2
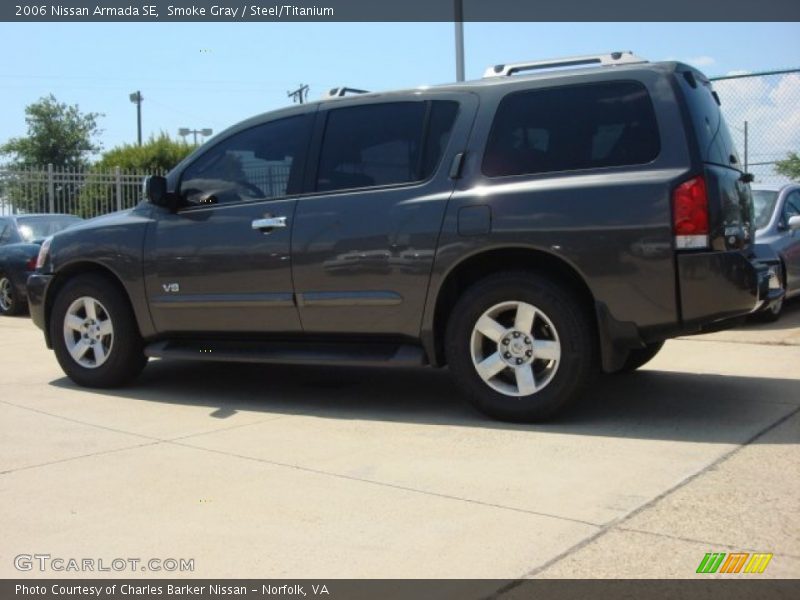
(28, 52, 783, 422)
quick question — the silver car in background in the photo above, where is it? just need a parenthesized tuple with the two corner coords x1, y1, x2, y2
(753, 183, 800, 320)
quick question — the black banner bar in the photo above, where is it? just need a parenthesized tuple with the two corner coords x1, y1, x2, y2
(3, 580, 800, 600)
(3, 0, 800, 22)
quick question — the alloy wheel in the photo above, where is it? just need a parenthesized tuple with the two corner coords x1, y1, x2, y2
(62, 296, 114, 368)
(469, 300, 561, 397)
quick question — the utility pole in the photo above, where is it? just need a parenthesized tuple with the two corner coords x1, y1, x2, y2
(129, 91, 143, 146)
(287, 84, 309, 104)
(454, 0, 465, 82)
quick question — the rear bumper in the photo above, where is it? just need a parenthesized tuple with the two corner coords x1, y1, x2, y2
(26, 273, 51, 339)
(678, 246, 781, 327)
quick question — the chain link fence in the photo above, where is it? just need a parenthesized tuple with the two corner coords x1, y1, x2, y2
(0, 165, 158, 218)
(711, 68, 800, 185)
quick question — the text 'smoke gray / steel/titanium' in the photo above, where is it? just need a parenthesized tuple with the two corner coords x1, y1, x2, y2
(27, 51, 783, 422)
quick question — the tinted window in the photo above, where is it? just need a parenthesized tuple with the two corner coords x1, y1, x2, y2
(421, 101, 459, 179)
(678, 71, 741, 169)
(316, 102, 427, 192)
(784, 191, 800, 222)
(180, 115, 312, 205)
(482, 81, 660, 177)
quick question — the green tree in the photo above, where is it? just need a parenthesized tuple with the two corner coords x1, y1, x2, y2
(775, 152, 800, 180)
(94, 133, 194, 173)
(74, 134, 194, 218)
(0, 94, 102, 168)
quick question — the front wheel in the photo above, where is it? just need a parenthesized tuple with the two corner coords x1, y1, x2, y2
(50, 274, 147, 387)
(445, 272, 598, 422)
(0, 272, 24, 316)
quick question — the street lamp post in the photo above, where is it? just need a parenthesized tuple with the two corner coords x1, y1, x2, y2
(129, 91, 143, 146)
(454, 0, 465, 82)
(178, 127, 213, 146)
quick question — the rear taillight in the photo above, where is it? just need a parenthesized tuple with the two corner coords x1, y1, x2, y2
(672, 176, 709, 249)
(25, 256, 37, 271)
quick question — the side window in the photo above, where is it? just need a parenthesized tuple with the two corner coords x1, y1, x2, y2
(0, 220, 16, 245)
(179, 115, 312, 206)
(784, 191, 800, 222)
(421, 101, 460, 179)
(316, 101, 457, 193)
(482, 81, 660, 177)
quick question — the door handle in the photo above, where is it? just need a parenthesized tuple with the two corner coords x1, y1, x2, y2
(251, 216, 287, 231)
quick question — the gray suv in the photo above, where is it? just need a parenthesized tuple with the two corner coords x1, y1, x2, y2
(27, 52, 782, 422)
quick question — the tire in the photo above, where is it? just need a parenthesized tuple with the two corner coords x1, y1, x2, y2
(617, 341, 665, 373)
(749, 295, 783, 323)
(50, 274, 147, 387)
(0, 272, 24, 316)
(445, 271, 598, 422)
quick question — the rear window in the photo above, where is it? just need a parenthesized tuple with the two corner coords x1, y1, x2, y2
(482, 81, 660, 177)
(678, 71, 741, 169)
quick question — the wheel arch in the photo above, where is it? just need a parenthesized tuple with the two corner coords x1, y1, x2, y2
(43, 261, 142, 348)
(426, 245, 600, 367)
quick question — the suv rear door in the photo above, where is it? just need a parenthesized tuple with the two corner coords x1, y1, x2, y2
(290, 93, 477, 337)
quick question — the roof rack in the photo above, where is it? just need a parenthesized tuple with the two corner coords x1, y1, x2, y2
(483, 51, 647, 78)
(322, 86, 370, 99)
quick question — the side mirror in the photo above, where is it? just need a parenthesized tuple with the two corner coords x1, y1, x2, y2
(788, 215, 800, 232)
(143, 176, 178, 210)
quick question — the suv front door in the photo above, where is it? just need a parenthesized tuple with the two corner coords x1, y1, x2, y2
(144, 112, 314, 334)
(291, 94, 477, 337)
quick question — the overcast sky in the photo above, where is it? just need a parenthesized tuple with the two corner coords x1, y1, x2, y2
(0, 22, 798, 152)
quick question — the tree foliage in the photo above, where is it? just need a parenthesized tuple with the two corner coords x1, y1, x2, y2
(775, 152, 800, 180)
(0, 94, 102, 168)
(95, 133, 194, 173)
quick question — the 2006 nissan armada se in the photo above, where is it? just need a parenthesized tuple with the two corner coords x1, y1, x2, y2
(28, 52, 782, 422)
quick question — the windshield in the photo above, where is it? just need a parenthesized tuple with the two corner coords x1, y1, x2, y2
(16, 216, 82, 242)
(753, 191, 779, 230)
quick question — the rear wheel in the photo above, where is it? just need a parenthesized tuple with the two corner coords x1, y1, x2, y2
(617, 341, 664, 373)
(445, 272, 597, 422)
(0, 273, 23, 316)
(50, 274, 147, 387)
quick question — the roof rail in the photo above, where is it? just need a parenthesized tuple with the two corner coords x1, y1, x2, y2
(322, 86, 370, 99)
(483, 51, 647, 78)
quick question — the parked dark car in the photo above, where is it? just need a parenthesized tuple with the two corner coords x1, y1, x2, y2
(751, 184, 800, 321)
(27, 52, 782, 422)
(0, 214, 82, 315)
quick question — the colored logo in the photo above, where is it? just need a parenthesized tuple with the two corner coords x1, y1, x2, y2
(696, 552, 773, 574)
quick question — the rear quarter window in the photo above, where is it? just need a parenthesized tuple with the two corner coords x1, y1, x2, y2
(482, 80, 660, 177)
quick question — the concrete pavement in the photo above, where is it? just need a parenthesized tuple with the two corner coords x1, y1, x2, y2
(0, 302, 798, 579)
